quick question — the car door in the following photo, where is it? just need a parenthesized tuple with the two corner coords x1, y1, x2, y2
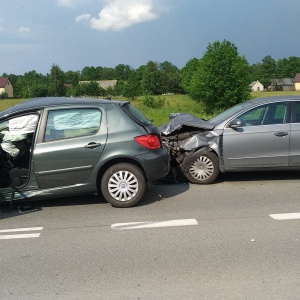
(222, 101, 290, 169)
(33, 107, 107, 189)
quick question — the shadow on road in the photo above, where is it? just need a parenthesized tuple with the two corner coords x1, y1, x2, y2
(0, 181, 190, 218)
(2, 171, 296, 219)
(138, 181, 190, 206)
(217, 170, 300, 183)
(0, 195, 105, 220)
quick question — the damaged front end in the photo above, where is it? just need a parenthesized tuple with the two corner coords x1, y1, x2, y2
(159, 113, 221, 183)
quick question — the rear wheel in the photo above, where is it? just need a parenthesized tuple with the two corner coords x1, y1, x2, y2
(185, 152, 219, 184)
(101, 163, 146, 208)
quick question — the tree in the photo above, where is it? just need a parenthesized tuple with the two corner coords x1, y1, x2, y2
(189, 40, 250, 113)
(159, 61, 182, 94)
(260, 55, 276, 86)
(48, 64, 65, 97)
(123, 71, 141, 99)
(180, 58, 200, 94)
(81, 66, 98, 80)
(249, 55, 277, 87)
(276, 56, 300, 78)
(114, 64, 133, 81)
(30, 84, 48, 97)
(13, 70, 48, 98)
(64, 70, 80, 86)
(141, 61, 161, 95)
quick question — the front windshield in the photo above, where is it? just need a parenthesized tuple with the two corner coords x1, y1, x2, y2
(207, 101, 253, 124)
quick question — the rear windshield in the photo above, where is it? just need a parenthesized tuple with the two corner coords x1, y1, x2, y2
(122, 103, 152, 126)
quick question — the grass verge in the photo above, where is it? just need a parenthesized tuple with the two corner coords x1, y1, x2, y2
(1, 91, 300, 126)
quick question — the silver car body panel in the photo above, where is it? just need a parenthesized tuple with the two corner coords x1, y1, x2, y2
(222, 123, 290, 168)
(160, 96, 300, 176)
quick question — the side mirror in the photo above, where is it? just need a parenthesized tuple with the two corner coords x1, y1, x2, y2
(228, 118, 242, 128)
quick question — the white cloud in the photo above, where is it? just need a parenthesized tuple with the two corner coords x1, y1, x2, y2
(76, 14, 92, 23)
(90, 0, 159, 31)
(18, 26, 31, 34)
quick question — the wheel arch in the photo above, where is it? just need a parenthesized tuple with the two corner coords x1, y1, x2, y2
(179, 147, 219, 175)
(96, 157, 148, 191)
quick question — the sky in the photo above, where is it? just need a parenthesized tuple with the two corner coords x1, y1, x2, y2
(1, 0, 300, 75)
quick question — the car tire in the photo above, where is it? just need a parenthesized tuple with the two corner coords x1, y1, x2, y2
(185, 151, 219, 184)
(101, 163, 146, 208)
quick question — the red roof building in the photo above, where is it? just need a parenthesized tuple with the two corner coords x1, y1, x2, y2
(0, 77, 14, 98)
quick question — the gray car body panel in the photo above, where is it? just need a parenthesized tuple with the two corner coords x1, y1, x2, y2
(0, 97, 169, 203)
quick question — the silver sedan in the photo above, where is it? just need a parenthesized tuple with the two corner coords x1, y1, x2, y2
(161, 95, 300, 184)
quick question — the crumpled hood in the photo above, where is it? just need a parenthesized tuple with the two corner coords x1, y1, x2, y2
(159, 113, 215, 136)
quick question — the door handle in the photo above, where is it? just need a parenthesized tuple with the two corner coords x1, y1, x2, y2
(274, 132, 288, 137)
(85, 142, 102, 149)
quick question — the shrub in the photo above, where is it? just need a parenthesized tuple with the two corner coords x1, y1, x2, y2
(0, 92, 8, 99)
(143, 95, 165, 108)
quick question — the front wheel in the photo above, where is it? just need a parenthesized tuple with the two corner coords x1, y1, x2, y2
(101, 163, 146, 208)
(185, 151, 219, 184)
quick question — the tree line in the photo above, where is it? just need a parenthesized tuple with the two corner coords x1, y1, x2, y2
(1, 61, 183, 100)
(2, 40, 300, 113)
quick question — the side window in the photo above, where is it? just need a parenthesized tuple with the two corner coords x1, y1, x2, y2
(239, 106, 265, 126)
(44, 108, 101, 142)
(239, 103, 287, 126)
(294, 102, 300, 123)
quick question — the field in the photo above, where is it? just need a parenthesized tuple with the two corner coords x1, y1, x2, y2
(1, 91, 300, 126)
(120, 91, 300, 125)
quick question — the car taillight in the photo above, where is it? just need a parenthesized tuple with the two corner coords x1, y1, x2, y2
(134, 134, 161, 150)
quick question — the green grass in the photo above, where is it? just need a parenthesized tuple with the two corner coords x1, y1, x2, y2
(130, 94, 209, 126)
(0, 98, 25, 113)
(250, 90, 300, 99)
(134, 91, 300, 126)
(2, 91, 300, 127)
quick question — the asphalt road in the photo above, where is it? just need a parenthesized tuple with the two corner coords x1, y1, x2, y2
(1, 171, 300, 300)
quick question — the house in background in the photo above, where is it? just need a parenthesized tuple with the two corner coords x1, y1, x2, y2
(268, 78, 294, 91)
(294, 73, 300, 91)
(0, 77, 14, 98)
(79, 80, 117, 90)
(249, 80, 264, 92)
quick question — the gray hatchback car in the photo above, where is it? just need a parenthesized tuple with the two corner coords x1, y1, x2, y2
(0, 97, 169, 208)
(161, 96, 300, 184)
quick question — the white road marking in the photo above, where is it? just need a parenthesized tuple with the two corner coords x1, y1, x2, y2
(0, 233, 41, 240)
(270, 213, 300, 220)
(0, 227, 43, 240)
(0, 227, 43, 233)
(111, 219, 198, 230)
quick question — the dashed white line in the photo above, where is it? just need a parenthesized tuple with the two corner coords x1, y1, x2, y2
(0, 233, 41, 240)
(0, 227, 43, 240)
(111, 219, 198, 230)
(270, 213, 300, 221)
(0, 227, 43, 233)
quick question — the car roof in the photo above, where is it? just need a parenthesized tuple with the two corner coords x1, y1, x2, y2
(246, 95, 300, 106)
(0, 97, 129, 119)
